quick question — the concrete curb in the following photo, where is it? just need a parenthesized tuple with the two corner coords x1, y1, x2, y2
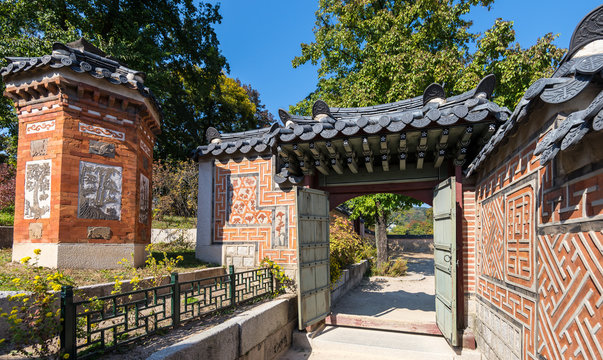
(147, 293, 298, 360)
(331, 260, 368, 305)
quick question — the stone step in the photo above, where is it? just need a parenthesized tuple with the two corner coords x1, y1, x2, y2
(280, 326, 482, 360)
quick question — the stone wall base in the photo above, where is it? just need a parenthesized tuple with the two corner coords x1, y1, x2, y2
(12, 242, 147, 268)
(0, 226, 13, 248)
(473, 298, 522, 360)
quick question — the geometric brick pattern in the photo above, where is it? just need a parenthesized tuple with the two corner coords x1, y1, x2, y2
(505, 184, 535, 291)
(477, 276, 537, 360)
(214, 157, 297, 266)
(478, 194, 505, 281)
(537, 231, 603, 360)
(227, 175, 272, 225)
(463, 189, 477, 294)
(474, 129, 603, 360)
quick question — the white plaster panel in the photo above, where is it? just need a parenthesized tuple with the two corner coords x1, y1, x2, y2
(26, 120, 55, 134)
(79, 122, 125, 141)
(24, 159, 51, 219)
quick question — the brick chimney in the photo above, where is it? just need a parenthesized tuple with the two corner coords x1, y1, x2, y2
(1, 39, 161, 268)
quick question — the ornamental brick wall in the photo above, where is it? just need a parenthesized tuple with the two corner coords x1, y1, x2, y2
(212, 156, 297, 271)
(472, 93, 603, 359)
(8, 72, 158, 268)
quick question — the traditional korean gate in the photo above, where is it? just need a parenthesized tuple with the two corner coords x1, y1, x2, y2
(433, 177, 459, 346)
(296, 187, 331, 330)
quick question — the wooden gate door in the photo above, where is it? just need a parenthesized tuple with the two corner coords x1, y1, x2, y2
(296, 187, 331, 330)
(433, 177, 459, 346)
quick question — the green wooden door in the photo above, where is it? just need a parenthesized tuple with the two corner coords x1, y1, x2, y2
(296, 187, 331, 330)
(433, 177, 459, 346)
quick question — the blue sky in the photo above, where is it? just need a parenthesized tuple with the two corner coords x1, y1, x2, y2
(206, 1, 601, 119)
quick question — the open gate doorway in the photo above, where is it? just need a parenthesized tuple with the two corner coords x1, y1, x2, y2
(195, 75, 506, 350)
(296, 173, 463, 347)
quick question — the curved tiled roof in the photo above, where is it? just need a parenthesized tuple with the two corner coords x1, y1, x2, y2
(466, 54, 603, 176)
(193, 74, 510, 161)
(466, 5, 603, 177)
(1, 38, 162, 125)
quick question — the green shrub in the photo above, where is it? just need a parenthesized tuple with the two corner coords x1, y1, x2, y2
(374, 258, 408, 277)
(329, 214, 364, 284)
(373, 258, 408, 277)
(1, 249, 74, 358)
(261, 257, 295, 294)
(0, 205, 14, 226)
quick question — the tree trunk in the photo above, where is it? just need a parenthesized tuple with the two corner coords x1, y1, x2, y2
(375, 202, 388, 266)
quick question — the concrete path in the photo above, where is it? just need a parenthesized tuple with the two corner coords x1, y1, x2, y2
(327, 253, 438, 334)
(280, 326, 482, 360)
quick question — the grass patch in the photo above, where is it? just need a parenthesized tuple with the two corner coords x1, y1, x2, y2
(152, 215, 196, 229)
(0, 243, 216, 291)
(0, 206, 14, 226)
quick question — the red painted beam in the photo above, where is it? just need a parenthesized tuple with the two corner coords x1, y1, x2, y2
(318, 180, 440, 209)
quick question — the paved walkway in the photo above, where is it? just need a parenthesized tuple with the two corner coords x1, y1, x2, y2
(280, 326, 481, 360)
(279, 253, 484, 359)
(327, 253, 438, 334)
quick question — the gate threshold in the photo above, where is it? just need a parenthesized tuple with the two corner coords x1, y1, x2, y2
(326, 313, 442, 336)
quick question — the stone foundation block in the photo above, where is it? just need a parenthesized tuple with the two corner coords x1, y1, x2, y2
(147, 318, 239, 360)
(238, 298, 289, 356)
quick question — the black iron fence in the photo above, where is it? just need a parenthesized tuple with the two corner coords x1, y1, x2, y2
(60, 266, 274, 359)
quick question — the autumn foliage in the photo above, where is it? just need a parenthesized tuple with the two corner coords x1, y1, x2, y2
(0, 163, 15, 210)
(152, 160, 199, 221)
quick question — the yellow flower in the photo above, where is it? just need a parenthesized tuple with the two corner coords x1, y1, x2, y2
(22, 298, 29, 303)
(34, 275, 41, 280)
(0, 313, 7, 317)
(46, 312, 53, 317)
(13, 318, 22, 324)
(0, 338, 5, 345)
(11, 278, 20, 284)
(20, 256, 31, 264)
(33, 249, 41, 255)
(63, 353, 70, 359)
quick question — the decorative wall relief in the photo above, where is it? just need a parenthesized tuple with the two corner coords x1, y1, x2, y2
(505, 183, 535, 291)
(140, 140, 151, 157)
(79, 122, 125, 141)
(78, 161, 122, 220)
(29, 223, 43, 239)
(30, 139, 48, 157)
(227, 175, 272, 225)
(273, 206, 288, 247)
(24, 159, 51, 219)
(26, 120, 55, 134)
(139, 174, 150, 224)
(477, 194, 505, 281)
(89, 140, 115, 158)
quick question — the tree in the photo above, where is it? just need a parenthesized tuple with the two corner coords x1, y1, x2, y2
(0, 0, 273, 161)
(390, 207, 434, 235)
(346, 194, 421, 265)
(291, 0, 566, 115)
